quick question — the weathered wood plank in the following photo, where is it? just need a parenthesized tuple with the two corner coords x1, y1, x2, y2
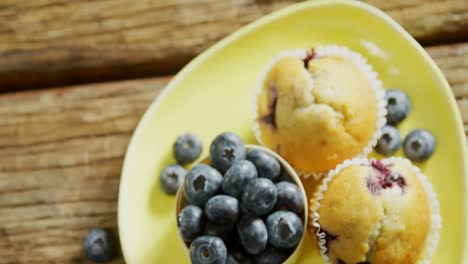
(0, 43, 467, 262)
(0, 0, 467, 90)
(0, 78, 167, 263)
(428, 42, 468, 100)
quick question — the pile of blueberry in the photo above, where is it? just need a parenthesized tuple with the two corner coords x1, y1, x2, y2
(177, 132, 305, 264)
(160, 133, 204, 195)
(376, 89, 436, 162)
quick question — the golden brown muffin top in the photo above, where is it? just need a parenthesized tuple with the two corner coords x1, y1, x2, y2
(255, 50, 378, 174)
(313, 159, 431, 264)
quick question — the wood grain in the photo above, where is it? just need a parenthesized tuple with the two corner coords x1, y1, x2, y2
(0, 0, 467, 90)
(0, 43, 467, 262)
(0, 78, 168, 263)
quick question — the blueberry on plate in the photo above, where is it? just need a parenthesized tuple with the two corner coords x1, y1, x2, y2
(385, 89, 411, 125)
(203, 221, 234, 242)
(222, 160, 258, 197)
(275, 181, 304, 214)
(246, 149, 281, 181)
(184, 164, 223, 208)
(375, 125, 401, 156)
(266, 211, 303, 249)
(160, 164, 186, 195)
(236, 215, 268, 255)
(205, 195, 240, 224)
(177, 205, 205, 243)
(174, 133, 203, 165)
(83, 228, 118, 263)
(403, 129, 436, 162)
(190, 236, 228, 264)
(241, 178, 278, 216)
(253, 247, 290, 264)
(210, 132, 246, 173)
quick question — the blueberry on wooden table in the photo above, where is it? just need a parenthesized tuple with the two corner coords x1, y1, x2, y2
(246, 149, 281, 181)
(236, 215, 268, 255)
(241, 178, 278, 216)
(190, 236, 228, 264)
(275, 181, 304, 214)
(177, 205, 205, 243)
(210, 132, 246, 173)
(83, 228, 118, 263)
(375, 125, 401, 156)
(184, 164, 223, 208)
(266, 211, 303, 249)
(160, 164, 186, 195)
(205, 195, 240, 224)
(222, 160, 258, 197)
(403, 129, 436, 162)
(174, 133, 203, 165)
(385, 89, 411, 125)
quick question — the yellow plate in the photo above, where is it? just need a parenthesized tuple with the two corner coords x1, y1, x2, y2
(118, 0, 468, 263)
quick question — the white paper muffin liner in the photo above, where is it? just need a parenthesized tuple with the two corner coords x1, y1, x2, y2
(251, 45, 387, 180)
(309, 157, 441, 264)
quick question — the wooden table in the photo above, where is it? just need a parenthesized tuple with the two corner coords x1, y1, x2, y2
(1, 1, 467, 263)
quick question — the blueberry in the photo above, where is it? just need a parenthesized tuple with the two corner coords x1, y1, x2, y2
(385, 89, 411, 125)
(174, 133, 203, 165)
(236, 215, 268, 255)
(246, 150, 281, 181)
(83, 228, 118, 263)
(228, 255, 252, 264)
(222, 160, 258, 197)
(277, 168, 294, 183)
(205, 195, 240, 224)
(204, 221, 234, 242)
(266, 211, 304, 249)
(226, 246, 252, 264)
(241, 178, 277, 216)
(403, 129, 436, 162)
(239, 202, 249, 215)
(210, 132, 246, 173)
(184, 164, 223, 208)
(275, 182, 304, 214)
(190, 236, 227, 264)
(160, 164, 186, 195)
(375, 125, 401, 156)
(177, 205, 205, 243)
(253, 247, 290, 264)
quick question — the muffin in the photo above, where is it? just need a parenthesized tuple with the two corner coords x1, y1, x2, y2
(253, 45, 386, 178)
(310, 158, 441, 264)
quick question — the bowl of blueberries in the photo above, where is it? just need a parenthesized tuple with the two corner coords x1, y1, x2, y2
(174, 132, 307, 264)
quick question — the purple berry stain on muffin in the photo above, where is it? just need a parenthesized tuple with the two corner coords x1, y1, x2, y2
(259, 85, 278, 130)
(302, 48, 316, 68)
(370, 160, 391, 176)
(367, 161, 406, 195)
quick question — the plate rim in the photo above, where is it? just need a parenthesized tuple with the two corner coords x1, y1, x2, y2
(118, 0, 468, 263)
